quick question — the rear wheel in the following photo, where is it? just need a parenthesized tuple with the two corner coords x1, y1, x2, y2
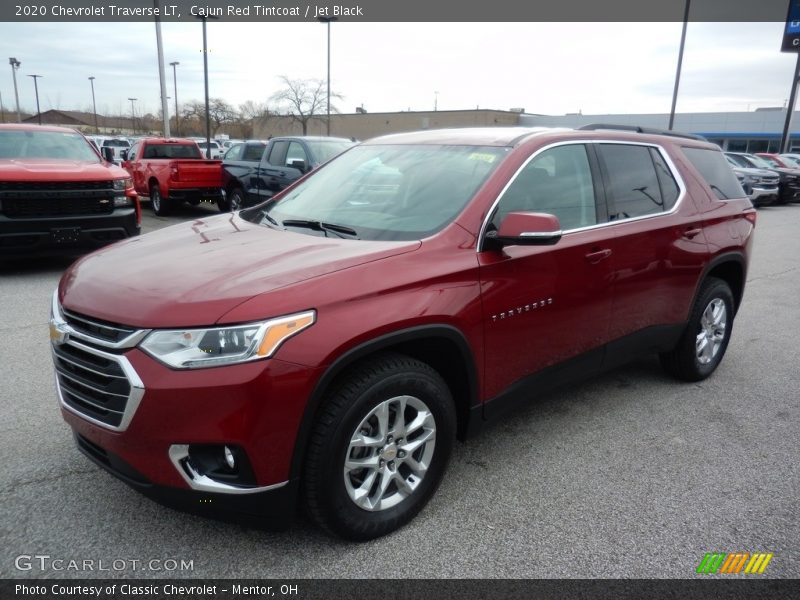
(660, 277, 734, 381)
(150, 183, 170, 216)
(303, 353, 455, 541)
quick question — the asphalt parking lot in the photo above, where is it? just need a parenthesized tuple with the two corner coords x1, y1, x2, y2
(0, 201, 798, 579)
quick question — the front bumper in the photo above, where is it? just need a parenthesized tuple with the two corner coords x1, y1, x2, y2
(56, 332, 323, 524)
(74, 432, 298, 528)
(0, 208, 139, 256)
(749, 186, 778, 207)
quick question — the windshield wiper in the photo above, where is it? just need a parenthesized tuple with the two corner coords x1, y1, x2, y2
(281, 219, 359, 239)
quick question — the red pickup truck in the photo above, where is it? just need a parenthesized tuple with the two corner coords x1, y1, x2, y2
(122, 138, 223, 215)
(0, 124, 139, 256)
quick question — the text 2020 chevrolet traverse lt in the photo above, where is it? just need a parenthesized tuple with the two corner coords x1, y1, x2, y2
(50, 126, 755, 540)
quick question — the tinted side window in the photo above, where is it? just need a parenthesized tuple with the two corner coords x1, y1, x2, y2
(267, 141, 289, 166)
(649, 148, 680, 210)
(598, 144, 664, 219)
(243, 143, 266, 161)
(684, 147, 745, 200)
(491, 144, 597, 231)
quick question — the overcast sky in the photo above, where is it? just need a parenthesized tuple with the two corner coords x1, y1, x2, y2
(0, 21, 796, 119)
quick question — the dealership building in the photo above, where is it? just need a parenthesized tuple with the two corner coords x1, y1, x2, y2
(255, 107, 800, 152)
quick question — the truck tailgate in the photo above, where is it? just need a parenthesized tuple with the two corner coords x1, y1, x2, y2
(172, 160, 222, 187)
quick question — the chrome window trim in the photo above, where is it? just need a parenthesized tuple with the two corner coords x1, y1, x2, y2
(51, 291, 150, 350)
(477, 139, 688, 252)
(168, 445, 288, 495)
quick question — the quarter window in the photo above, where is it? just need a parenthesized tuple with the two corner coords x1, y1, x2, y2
(598, 144, 666, 220)
(491, 144, 597, 231)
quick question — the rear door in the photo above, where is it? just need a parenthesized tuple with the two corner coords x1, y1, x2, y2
(595, 142, 708, 355)
(478, 143, 615, 399)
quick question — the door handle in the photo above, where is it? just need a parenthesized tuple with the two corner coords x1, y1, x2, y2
(683, 227, 702, 240)
(585, 248, 612, 264)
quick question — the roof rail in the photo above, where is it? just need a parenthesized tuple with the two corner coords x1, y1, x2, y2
(577, 123, 707, 142)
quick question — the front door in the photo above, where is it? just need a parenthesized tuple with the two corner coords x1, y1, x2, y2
(478, 143, 615, 400)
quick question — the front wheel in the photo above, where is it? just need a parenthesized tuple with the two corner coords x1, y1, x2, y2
(303, 353, 456, 541)
(660, 277, 734, 381)
(151, 183, 170, 216)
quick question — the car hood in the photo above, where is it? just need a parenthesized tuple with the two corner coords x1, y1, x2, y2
(0, 158, 126, 180)
(59, 213, 421, 328)
(734, 167, 778, 178)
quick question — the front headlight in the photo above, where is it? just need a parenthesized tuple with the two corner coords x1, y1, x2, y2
(139, 310, 315, 369)
(113, 177, 133, 191)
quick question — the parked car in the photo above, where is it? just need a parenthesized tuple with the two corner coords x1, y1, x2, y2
(51, 126, 755, 540)
(754, 152, 798, 169)
(778, 153, 800, 166)
(0, 124, 139, 256)
(122, 138, 223, 215)
(89, 136, 132, 165)
(221, 136, 355, 211)
(725, 152, 800, 204)
(725, 160, 779, 207)
(196, 140, 223, 159)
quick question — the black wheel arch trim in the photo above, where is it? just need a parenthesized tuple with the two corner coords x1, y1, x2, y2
(288, 324, 479, 481)
(693, 251, 747, 316)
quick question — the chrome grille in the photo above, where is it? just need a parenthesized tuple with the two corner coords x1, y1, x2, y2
(63, 309, 138, 345)
(51, 291, 145, 431)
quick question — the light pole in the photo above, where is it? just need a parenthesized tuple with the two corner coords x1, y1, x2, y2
(88, 76, 99, 133)
(196, 14, 217, 157)
(170, 61, 180, 136)
(668, 0, 691, 130)
(8, 57, 21, 122)
(28, 74, 42, 124)
(434, 91, 439, 112)
(128, 97, 137, 135)
(318, 16, 338, 136)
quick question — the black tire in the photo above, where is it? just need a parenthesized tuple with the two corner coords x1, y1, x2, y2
(303, 353, 456, 541)
(151, 182, 170, 216)
(660, 277, 734, 382)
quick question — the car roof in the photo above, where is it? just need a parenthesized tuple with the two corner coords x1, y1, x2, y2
(0, 123, 80, 134)
(362, 127, 563, 147)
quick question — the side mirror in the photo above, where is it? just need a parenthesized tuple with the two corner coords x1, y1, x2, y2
(101, 147, 116, 162)
(485, 212, 563, 248)
(289, 159, 307, 173)
(120, 150, 129, 161)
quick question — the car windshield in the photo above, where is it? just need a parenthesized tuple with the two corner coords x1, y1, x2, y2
(305, 140, 356, 164)
(744, 154, 773, 169)
(781, 155, 800, 167)
(758, 156, 780, 167)
(0, 130, 100, 161)
(243, 144, 508, 241)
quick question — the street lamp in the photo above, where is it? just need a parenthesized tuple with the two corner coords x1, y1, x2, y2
(28, 74, 42, 125)
(169, 61, 180, 136)
(318, 16, 338, 136)
(128, 97, 137, 135)
(88, 76, 99, 133)
(8, 57, 21, 122)
(195, 14, 218, 158)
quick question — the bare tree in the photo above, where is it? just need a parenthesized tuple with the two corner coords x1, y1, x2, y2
(236, 100, 272, 139)
(182, 98, 237, 137)
(269, 76, 342, 135)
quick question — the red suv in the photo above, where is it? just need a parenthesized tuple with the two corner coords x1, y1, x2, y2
(50, 126, 755, 540)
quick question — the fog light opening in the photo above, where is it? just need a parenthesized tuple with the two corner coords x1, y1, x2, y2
(224, 445, 236, 469)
